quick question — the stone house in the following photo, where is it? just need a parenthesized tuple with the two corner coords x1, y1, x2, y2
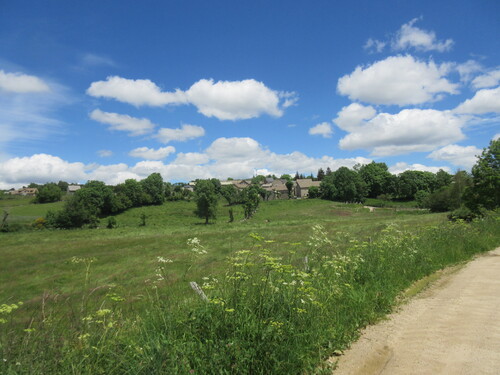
(295, 179, 321, 198)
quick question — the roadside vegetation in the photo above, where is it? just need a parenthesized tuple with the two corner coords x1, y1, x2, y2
(0, 139, 498, 373)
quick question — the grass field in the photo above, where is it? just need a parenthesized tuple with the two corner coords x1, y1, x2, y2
(1, 198, 499, 374)
(1, 199, 443, 303)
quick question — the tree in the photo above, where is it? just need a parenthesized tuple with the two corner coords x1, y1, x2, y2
(241, 184, 261, 219)
(57, 181, 69, 193)
(194, 179, 218, 224)
(396, 170, 436, 200)
(141, 173, 165, 205)
(251, 175, 266, 185)
(35, 183, 63, 203)
(285, 180, 294, 199)
(319, 176, 337, 200)
(308, 186, 320, 198)
(317, 168, 325, 181)
(464, 139, 500, 211)
(435, 169, 453, 190)
(116, 179, 144, 207)
(358, 162, 392, 198)
(423, 171, 472, 212)
(324, 167, 367, 202)
(221, 184, 241, 206)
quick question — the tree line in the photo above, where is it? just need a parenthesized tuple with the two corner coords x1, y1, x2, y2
(32, 139, 498, 228)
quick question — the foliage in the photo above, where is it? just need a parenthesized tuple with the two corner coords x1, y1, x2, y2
(1, 214, 498, 374)
(447, 206, 478, 222)
(251, 175, 267, 185)
(194, 179, 219, 224)
(32, 217, 47, 230)
(139, 212, 147, 226)
(316, 168, 325, 181)
(242, 184, 261, 219)
(107, 216, 117, 229)
(320, 166, 367, 203)
(435, 169, 453, 190)
(115, 179, 144, 207)
(34, 183, 63, 204)
(285, 180, 294, 199)
(220, 184, 241, 206)
(358, 162, 392, 198)
(396, 170, 437, 200)
(414, 190, 430, 208)
(140, 173, 165, 206)
(422, 171, 472, 212)
(464, 139, 500, 212)
(307, 185, 320, 198)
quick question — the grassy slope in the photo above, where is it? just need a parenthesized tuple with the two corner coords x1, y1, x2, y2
(1, 199, 445, 304)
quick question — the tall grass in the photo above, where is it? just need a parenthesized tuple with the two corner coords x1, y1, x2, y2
(1, 213, 499, 374)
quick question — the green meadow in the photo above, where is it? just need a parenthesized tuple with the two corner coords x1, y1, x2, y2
(1, 197, 499, 374)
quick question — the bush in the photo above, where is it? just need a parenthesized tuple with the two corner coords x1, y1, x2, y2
(307, 186, 320, 198)
(106, 217, 117, 229)
(32, 217, 47, 230)
(448, 206, 477, 222)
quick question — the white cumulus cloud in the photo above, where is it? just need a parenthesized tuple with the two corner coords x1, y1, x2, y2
(392, 18, 453, 52)
(87, 76, 294, 120)
(185, 79, 286, 120)
(427, 144, 481, 169)
(129, 146, 176, 160)
(338, 109, 466, 156)
(454, 87, 500, 114)
(333, 103, 377, 131)
(206, 137, 262, 161)
(174, 152, 210, 165)
(0, 141, 375, 188)
(471, 69, 500, 89)
(90, 109, 156, 136)
(156, 124, 205, 143)
(389, 162, 451, 175)
(0, 70, 50, 93)
(0, 154, 87, 188)
(337, 55, 458, 106)
(308, 122, 333, 138)
(87, 76, 187, 107)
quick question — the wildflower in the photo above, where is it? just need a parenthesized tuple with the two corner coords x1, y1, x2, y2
(188, 237, 207, 255)
(157, 256, 173, 264)
(95, 309, 112, 317)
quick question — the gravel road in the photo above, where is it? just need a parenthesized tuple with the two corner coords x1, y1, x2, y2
(332, 247, 500, 375)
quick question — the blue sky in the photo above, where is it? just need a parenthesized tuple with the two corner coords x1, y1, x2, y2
(0, 0, 499, 188)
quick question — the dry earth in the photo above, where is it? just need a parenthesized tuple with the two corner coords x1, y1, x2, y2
(331, 247, 500, 375)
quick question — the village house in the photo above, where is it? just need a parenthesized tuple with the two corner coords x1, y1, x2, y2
(9, 187, 38, 196)
(261, 179, 291, 200)
(67, 185, 81, 194)
(295, 179, 321, 198)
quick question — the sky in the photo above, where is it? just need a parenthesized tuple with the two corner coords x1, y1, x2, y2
(0, 0, 499, 189)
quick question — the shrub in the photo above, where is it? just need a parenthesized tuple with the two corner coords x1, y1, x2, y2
(106, 217, 117, 229)
(32, 217, 47, 230)
(448, 206, 477, 222)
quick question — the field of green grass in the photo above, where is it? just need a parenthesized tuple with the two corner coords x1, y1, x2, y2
(1, 196, 64, 225)
(1, 198, 499, 374)
(1, 199, 443, 303)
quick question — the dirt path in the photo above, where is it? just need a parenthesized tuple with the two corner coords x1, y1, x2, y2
(331, 247, 500, 375)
